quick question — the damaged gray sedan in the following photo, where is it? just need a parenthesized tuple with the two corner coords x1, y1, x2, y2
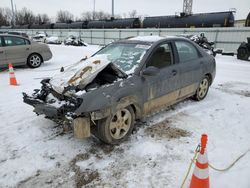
(23, 36, 216, 144)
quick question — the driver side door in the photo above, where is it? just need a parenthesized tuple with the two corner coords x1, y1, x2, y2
(0, 37, 6, 66)
(142, 42, 181, 115)
(3, 36, 30, 65)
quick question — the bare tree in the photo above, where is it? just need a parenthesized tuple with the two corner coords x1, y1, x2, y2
(122, 13, 127, 18)
(81, 11, 93, 21)
(56, 10, 74, 22)
(15, 8, 35, 25)
(0, 8, 12, 26)
(114, 14, 122, 19)
(74, 17, 82, 22)
(35, 13, 50, 24)
(128, 10, 137, 18)
(81, 11, 120, 21)
(41, 14, 50, 23)
(95, 11, 111, 20)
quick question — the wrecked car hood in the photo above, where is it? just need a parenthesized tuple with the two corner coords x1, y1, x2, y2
(50, 54, 127, 95)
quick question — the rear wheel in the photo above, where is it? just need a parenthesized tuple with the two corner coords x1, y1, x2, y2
(193, 76, 210, 101)
(27, 54, 42, 68)
(92, 106, 135, 144)
(237, 47, 250, 61)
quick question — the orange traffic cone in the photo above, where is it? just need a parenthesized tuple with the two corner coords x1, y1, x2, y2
(190, 134, 209, 188)
(9, 63, 18, 86)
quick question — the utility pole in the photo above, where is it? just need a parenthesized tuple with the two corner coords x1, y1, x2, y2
(112, 0, 114, 18)
(15, 4, 17, 15)
(93, 0, 96, 20)
(10, 0, 15, 26)
(183, 0, 193, 15)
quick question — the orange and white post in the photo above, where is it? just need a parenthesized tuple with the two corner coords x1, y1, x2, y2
(8, 63, 18, 86)
(190, 134, 209, 188)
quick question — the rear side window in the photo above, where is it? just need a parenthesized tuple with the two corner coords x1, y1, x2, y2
(25, 39, 31, 45)
(3, 36, 26, 46)
(175, 41, 199, 62)
(0, 38, 2, 47)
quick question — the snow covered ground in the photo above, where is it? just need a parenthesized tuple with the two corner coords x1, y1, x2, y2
(0, 45, 250, 188)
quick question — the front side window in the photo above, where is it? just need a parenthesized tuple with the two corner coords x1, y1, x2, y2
(0, 37, 2, 47)
(4, 36, 26, 46)
(146, 43, 173, 69)
(175, 41, 199, 63)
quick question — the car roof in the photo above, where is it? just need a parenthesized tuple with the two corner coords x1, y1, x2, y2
(115, 35, 187, 45)
(8, 31, 26, 34)
(129, 35, 166, 42)
(0, 34, 29, 39)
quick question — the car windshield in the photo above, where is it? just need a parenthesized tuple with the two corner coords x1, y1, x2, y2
(95, 43, 151, 74)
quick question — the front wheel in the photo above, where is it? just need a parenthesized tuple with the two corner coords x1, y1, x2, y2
(27, 54, 42, 68)
(92, 106, 135, 144)
(193, 76, 210, 101)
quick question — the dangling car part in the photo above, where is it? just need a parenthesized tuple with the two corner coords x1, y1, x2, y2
(179, 33, 217, 57)
(23, 36, 216, 144)
(64, 35, 87, 46)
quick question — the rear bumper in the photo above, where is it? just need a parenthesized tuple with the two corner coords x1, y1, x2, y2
(42, 51, 53, 62)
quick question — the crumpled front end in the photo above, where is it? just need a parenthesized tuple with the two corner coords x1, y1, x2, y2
(23, 54, 127, 123)
(23, 79, 83, 124)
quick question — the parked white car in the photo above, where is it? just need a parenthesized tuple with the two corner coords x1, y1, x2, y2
(45, 36, 62, 45)
(32, 32, 48, 43)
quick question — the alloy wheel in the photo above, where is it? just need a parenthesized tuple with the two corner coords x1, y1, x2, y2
(198, 78, 209, 99)
(30, 55, 41, 67)
(110, 109, 132, 140)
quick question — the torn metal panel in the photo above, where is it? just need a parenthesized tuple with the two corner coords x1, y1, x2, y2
(50, 55, 111, 94)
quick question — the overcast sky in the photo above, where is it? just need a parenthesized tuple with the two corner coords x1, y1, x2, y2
(1, 0, 249, 20)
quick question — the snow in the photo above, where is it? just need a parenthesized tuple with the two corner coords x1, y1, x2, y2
(129, 35, 177, 42)
(0, 45, 250, 188)
(46, 36, 61, 43)
(129, 35, 165, 42)
(49, 54, 110, 94)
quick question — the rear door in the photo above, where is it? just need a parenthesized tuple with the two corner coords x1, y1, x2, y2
(3, 36, 31, 65)
(0, 37, 6, 66)
(174, 40, 203, 99)
(142, 42, 181, 114)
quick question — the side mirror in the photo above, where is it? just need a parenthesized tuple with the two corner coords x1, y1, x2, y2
(141, 66, 159, 76)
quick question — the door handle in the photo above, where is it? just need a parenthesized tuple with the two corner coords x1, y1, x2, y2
(0, 51, 3, 54)
(172, 70, 177, 76)
(26, 48, 30, 50)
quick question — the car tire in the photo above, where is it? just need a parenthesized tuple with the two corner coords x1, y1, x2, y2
(237, 47, 250, 61)
(212, 51, 217, 57)
(193, 76, 210, 101)
(27, 53, 42, 68)
(92, 106, 135, 145)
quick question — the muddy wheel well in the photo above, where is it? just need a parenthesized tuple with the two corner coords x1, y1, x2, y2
(130, 104, 138, 119)
(205, 73, 212, 85)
